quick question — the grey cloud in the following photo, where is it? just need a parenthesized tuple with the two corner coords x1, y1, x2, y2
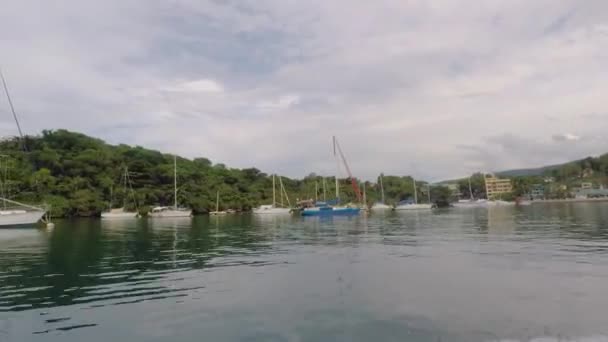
(1, 0, 608, 181)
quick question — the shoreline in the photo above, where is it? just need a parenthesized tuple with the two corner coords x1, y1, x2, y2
(531, 198, 608, 204)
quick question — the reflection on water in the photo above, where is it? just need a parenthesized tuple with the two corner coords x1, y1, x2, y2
(1, 203, 608, 341)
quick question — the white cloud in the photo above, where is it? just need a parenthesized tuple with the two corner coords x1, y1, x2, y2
(256, 95, 300, 110)
(163, 79, 224, 93)
(552, 133, 581, 142)
(1, 0, 608, 180)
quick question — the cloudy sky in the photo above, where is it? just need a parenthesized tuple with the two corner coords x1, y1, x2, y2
(1, 0, 607, 181)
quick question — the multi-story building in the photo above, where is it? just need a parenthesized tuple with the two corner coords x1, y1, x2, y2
(580, 182, 593, 190)
(484, 174, 513, 200)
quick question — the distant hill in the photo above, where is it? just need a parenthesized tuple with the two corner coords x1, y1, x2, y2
(495, 163, 567, 177)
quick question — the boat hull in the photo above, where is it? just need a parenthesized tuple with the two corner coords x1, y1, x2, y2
(0, 210, 45, 227)
(452, 200, 488, 208)
(370, 203, 392, 211)
(149, 210, 192, 218)
(486, 200, 515, 207)
(301, 207, 360, 216)
(395, 204, 433, 210)
(252, 207, 291, 215)
(101, 212, 138, 219)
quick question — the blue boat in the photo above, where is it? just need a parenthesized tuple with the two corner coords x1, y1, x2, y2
(301, 200, 361, 216)
(301, 137, 363, 217)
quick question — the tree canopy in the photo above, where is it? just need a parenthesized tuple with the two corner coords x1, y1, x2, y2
(0, 130, 449, 217)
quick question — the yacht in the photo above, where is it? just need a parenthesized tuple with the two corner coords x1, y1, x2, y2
(102, 167, 139, 219)
(394, 178, 432, 210)
(253, 175, 291, 214)
(149, 155, 192, 218)
(371, 174, 392, 211)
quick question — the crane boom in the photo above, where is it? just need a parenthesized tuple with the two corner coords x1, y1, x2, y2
(333, 136, 362, 203)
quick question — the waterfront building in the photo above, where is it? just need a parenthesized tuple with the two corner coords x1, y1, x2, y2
(484, 174, 513, 200)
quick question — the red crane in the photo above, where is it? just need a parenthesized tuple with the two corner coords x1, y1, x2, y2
(333, 136, 362, 203)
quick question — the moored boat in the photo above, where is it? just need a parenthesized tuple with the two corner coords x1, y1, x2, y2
(253, 175, 292, 215)
(149, 155, 192, 218)
(371, 174, 392, 211)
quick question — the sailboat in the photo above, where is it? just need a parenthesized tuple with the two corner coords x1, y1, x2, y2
(452, 176, 488, 208)
(102, 167, 139, 219)
(149, 155, 192, 217)
(371, 174, 392, 211)
(302, 137, 361, 216)
(0, 71, 46, 227)
(395, 178, 433, 210)
(209, 191, 226, 215)
(253, 174, 291, 214)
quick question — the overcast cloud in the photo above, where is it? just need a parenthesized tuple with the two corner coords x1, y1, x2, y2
(1, 0, 607, 181)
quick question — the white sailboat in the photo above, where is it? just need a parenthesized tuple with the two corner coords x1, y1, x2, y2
(210, 191, 227, 215)
(452, 177, 489, 208)
(371, 174, 392, 211)
(395, 178, 433, 210)
(253, 174, 291, 214)
(0, 199, 45, 227)
(149, 155, 192, 218)
(102, 167, 139, 219)
(0, 72, 46, 227)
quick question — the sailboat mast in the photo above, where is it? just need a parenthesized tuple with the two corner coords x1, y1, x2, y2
(333, 136, 340, 201)
(216, 191, 219, 212)
(279, 176, 291, 207)
(413, 178, 418, 204)
(335, 176, 339, 201)
(323, 178, 327, 201)
(123, 168, 127, 208)
(315, 181, 318, 202)
(468, 177, 473, 200)
(362, 182, 367, 205)
(427, 184, 431, 204)
(173, 155, 177, 208)
(0, 69, 26, 151)
(272, 174, 276, 207)
(380, 174, 385, 204)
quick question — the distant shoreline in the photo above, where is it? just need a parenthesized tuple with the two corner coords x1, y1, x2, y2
(531, 198, 608, 204)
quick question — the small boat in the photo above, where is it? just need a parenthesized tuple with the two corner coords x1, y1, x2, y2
(102, 208, 138, 219)
(253, 175, 292, 215)
(149, 206, 192, 217)
(394, 178, 432, 210)
(486, 200, 515, 206)
(395, 200, 433, 210)
(209, 191, 227, 215)
(0, 72, 46, 227)
(102, 167, 139, 219)
(149, 155, 192, 218)
(302, 202, 360, 216)
(452, 199, 489, 208)
(371, 174, 392, 211)
(302, 137, 363, 216)
(452, 177, 489, 208)
(0, 205, 45, 227)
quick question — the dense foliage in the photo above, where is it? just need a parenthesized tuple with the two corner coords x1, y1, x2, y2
(0, 130, 451, 217)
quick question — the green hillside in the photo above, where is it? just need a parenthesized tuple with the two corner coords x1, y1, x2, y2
(0, 130, 446, 217)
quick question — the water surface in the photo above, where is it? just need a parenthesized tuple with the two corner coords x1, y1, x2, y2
(2, 203, 608, 341)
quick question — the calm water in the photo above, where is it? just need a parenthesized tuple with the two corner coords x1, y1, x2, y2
(2, 204, 608, 342)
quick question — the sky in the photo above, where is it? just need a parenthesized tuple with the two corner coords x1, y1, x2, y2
(1, 0, 607, 181)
